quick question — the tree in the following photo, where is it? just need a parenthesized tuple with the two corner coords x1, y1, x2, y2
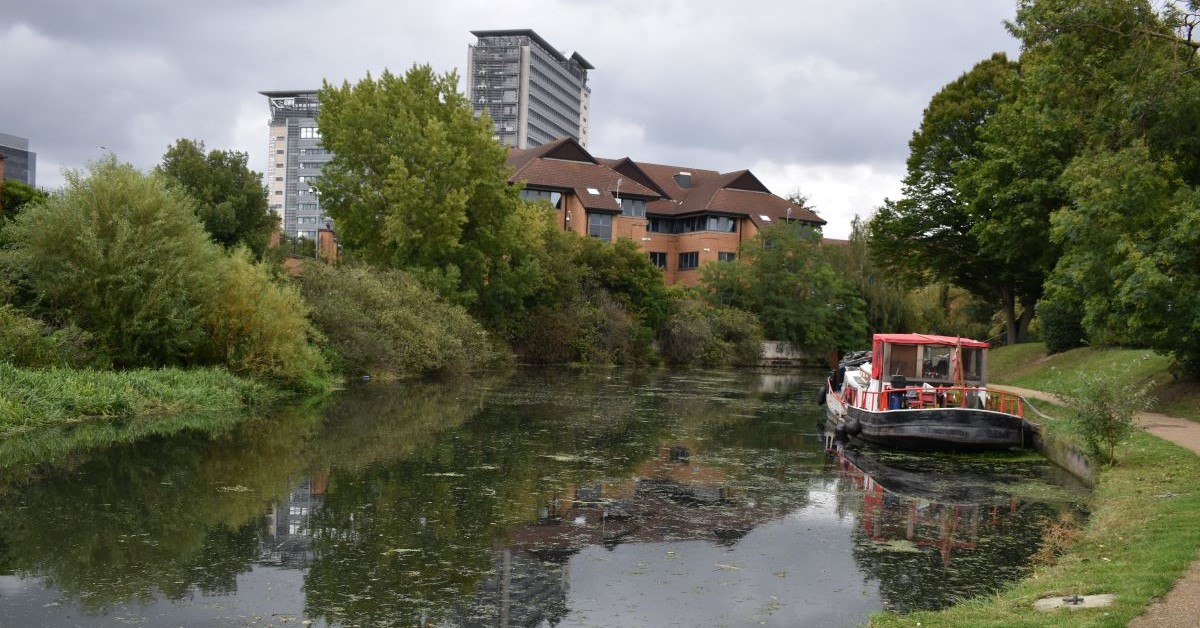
(868, 53, 1044, 343)
(0, 157, 327, 386)
(156, 139, 276, 256)
(316, 65, 534, 319)
(1010, 0, 1200, 371)
(0, 179, 48, 221)
(702, 223, 866, 355)
(1, 157, 222, 367)
(826, 217, 917, 338)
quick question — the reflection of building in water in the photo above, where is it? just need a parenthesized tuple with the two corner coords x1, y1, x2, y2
(502, 444, 789, 555)
(459, 548, 570, 627)
(261, 471, 328, 569)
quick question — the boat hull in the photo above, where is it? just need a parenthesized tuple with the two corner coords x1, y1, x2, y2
(826, 392, 1029, 452)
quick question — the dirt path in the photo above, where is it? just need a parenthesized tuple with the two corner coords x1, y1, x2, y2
(993, 384, 1200, 627)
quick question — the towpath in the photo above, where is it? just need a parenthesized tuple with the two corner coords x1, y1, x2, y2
(992, 384, 1200, 627)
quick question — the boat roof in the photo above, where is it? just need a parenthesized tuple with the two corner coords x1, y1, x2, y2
(874, 333, 989, 349)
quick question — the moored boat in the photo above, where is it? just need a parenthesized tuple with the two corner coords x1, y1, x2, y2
(824, 334, 1033, 452)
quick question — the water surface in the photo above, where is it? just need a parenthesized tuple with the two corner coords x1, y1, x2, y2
(0, 368, 1086, 627)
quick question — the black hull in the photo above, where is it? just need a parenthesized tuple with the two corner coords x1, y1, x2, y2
(828, 401, 1029, 452)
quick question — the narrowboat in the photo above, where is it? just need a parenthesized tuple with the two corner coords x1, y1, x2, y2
(824, 334, 1032, 452)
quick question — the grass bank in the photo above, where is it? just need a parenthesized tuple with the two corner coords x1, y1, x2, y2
(0, 364, 302, 467)
(989, 343, 1200, 421)
(0, 364, 281, 436)
(869, 343, 1200, 626)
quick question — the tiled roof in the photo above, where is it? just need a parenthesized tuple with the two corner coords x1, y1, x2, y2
(507, 139, 826, 227)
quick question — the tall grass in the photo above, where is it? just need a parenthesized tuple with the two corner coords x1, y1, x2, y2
(0, 364, 276, 434)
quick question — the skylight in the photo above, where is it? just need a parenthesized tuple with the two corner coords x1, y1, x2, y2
(760, 215, 772, 222)
(587, 187, 601, 195)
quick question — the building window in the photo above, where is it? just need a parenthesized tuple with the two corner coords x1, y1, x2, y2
(707, 216, 737, 232)
(718, 252, 737, 262)
(520, 188, 562, 208)
(276, 135, 285, 141)
(274, 190, 283, 195)
(679, 251, 699, 270)
(587, 212, 612, 241)
(649, 252, 668, 269)
(619, 198, 645, 218)
(300, 127, 322, 139)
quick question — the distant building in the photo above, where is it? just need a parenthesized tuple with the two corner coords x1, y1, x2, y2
(0, 132, 36, 186)
(467, 29, 592, 149)
(260, 91, 332, 240)
(507, 138, 825, 285)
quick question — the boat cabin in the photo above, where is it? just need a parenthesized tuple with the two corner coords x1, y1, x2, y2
(871, 334, 989, 388)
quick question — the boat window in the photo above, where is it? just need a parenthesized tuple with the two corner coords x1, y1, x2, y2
(923, 346, 953, 380)
(962, 348, 984, 381)
(887, 345, 918, 379)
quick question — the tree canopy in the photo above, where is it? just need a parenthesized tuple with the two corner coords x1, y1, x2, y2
(867, 52, 1042, 343)
(156, 139, 276, 255)
(702, 223, 866, 355)
(316, 64, 540, 320)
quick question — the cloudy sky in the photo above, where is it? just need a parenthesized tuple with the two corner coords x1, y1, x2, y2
(4, 0, 1021, 238)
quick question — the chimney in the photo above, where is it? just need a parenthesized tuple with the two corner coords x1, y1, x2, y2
(673, 171, 692, 188)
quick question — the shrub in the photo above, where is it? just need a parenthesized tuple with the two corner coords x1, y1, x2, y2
(1038, 282, 1088, 353)
(203, 248, 328, 389)
(0, 305, 100, 368)
(297, 262, 501, 376)
(1058, 368, 1155, 464)
(0, 158, 222, 367)
(660, 293, 764, 367)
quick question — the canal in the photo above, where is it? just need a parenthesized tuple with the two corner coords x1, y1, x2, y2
(0, 368, 1087, 627)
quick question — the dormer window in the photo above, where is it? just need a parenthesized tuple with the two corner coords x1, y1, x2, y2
(619, 198, 646, 218)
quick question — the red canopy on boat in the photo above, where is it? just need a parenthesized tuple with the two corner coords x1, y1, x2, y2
(872, 334, 989, 348)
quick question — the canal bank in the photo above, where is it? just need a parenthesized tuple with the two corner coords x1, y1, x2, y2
(869, 384, 1200, 627)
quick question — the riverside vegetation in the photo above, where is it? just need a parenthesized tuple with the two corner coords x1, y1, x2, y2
(870, 342, 1200, 627)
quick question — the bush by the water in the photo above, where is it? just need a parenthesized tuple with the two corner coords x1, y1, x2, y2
(512, 290, 656, 365)
(203, 248, 328, 389)
(0, 304, 100, 369)
(0, 158, 328, 389)
(297, 262, 502, 376)
(659, 293, 764, 367)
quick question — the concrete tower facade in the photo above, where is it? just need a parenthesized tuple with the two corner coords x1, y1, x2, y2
(467, 29, 592, 149)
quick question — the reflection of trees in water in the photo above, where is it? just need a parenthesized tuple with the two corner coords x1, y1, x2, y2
(0, 369, 823, 625)
(300, 369, 819, 627)
(0, 405, 324, 611)
(833, 452, 1081, 613)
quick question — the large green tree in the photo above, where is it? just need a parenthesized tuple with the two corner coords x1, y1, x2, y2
(868, 53, 1043, 343)
(156, 139, 276, 255)
(316, 65, 540, 322)
(702, 223, 866, 355)
(1011, 0, 1200, 371)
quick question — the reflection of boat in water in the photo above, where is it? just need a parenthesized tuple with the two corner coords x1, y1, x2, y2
(830, 446, 1047, 567)
(824, 334, 1034, 452)
(828, 445, 1082, 613)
